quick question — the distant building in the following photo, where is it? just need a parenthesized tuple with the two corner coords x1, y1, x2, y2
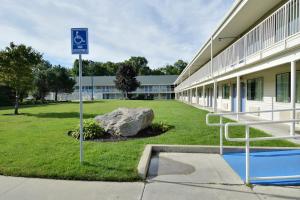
(47, 75, 178, 101)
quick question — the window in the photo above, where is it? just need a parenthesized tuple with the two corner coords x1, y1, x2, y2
(222, 84, 230, 99)
(276, 71, 300, 103)
(297, 72, 300, 103)
(247, 77, 263, 101)
(276, 73, 290, 102)
(197, 88, 202, 97)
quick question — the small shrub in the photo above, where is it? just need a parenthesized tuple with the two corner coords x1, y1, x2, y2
(68, 119, 105, 140)
(150, 121, 172, 133)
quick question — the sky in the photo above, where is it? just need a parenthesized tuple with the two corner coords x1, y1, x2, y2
(0, 0, 234, 68)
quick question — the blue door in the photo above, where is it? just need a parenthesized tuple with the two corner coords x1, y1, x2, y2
(240, 83, 246, 112)
(206, 88, 210, 107)
(231, 84, 236, 112)
(209, 87, 213, 107)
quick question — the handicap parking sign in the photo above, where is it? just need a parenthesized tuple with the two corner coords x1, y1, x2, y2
(71, 28, 89, 54)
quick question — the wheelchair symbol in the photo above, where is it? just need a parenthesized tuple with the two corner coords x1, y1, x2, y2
(74, 31, 85, 45)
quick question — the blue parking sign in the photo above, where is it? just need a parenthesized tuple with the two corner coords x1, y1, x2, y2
(71, 28, 89, 54)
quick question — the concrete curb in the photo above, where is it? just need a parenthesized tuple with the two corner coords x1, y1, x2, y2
(137, 144, 300, 179)
(137, 145, 152, 179)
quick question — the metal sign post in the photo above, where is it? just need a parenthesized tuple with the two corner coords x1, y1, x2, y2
(71, 28, 89, 164)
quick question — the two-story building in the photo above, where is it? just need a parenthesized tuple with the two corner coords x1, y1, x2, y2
(49, 75, 177, 101)
(175, 0, 300, 132)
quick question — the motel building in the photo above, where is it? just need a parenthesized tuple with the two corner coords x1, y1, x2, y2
(49, 75, 177, 101)
(175, 0, 300, 132)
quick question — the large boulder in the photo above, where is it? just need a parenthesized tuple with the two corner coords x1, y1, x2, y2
(94, 108, 154, 137)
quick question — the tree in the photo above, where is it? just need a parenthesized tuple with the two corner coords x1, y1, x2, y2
(127, 56, 148, 75)
(72, 59, 91, 76)
(114, 63, 140, 99)
(0, 42, 42, 114)
(173, 60, 187, 74)
(48, 65, 76, 101)
(151, 68, 165, 75)
(0, 84, 15, 106)
(102, 61, 118, 75)
(32, 69, 50, 102)
(32, 60, 53, 102)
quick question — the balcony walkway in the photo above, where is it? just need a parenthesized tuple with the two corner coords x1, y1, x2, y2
(189, 102, 300, 145)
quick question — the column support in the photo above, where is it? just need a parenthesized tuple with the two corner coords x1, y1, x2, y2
(291, 60, 296, 136)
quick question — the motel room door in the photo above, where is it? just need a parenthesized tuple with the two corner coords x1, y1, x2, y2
(231, 84, 236, 112)
(240, 83, 246, 112)
(232, 83, 246, 112)
(207, 87, 213, 107)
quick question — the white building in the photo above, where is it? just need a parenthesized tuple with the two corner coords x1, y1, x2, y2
(175, 0, 300, 127)
(48, 75, 177, 101)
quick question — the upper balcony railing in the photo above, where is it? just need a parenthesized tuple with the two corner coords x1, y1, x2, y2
(176, 0, 300, 92)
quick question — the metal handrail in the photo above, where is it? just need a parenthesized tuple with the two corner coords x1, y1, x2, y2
(205, 108, 300, 155)
(224, 119, 300, 184)
(224, 119, 300, 142)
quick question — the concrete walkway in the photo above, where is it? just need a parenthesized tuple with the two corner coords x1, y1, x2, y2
(1, 153, 300, 200)
(190, 103, 300, 144)
(144, 152, 300, 200)
(0, 175, 144, 200)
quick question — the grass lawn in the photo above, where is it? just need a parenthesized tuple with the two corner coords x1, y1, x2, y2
(0, 100, 298, 181)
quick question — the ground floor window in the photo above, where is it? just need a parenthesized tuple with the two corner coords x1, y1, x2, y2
(276, 71, 300, 103)
(276, 72, 290, 102)
(222, 84, 230, 99)
(198, 88, 202, 97)
(247, 77, 263, 101)
(297, 72, 300, 103)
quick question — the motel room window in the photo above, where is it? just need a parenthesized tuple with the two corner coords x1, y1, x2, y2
(276, 71, 300, 103)
(276, 72, 290, 103)
(247, 77, 263, 101)
(297, 71, 300, 103)
(198, 89, 202, 97)
(222, 84, 230, 99)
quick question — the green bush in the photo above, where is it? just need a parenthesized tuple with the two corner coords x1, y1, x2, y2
(68, 119, 105, 140)
(150, 122, 172, 133)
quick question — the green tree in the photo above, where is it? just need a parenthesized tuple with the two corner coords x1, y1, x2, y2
(102, 61, 118, 75)
(32, 70, 50, 102)
(49, 65, 76, 101)
(0, 42, 42, 114)
(173, 59, 187, 74)
(72, 59, 91, 76)
(151, 68, 165, 75)
(114, 62, 140, 99)
(127, 56, 148, 75)
(0, 84, 15, 106)
(32, 60, 53, 102)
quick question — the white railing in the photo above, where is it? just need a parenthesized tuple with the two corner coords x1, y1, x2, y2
(206, 108, 300, 184)
(176, 0, 300, 92)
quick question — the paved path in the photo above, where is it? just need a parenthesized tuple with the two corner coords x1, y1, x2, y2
(1, 153, 300, 200)
(144, 152, 300, 200)
(0, 175, 144, 200)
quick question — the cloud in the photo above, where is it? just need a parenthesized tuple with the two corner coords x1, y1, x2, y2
(0, 0, 233, 68)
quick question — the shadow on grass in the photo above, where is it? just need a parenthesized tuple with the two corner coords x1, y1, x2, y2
(21, 112, 96, 119)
